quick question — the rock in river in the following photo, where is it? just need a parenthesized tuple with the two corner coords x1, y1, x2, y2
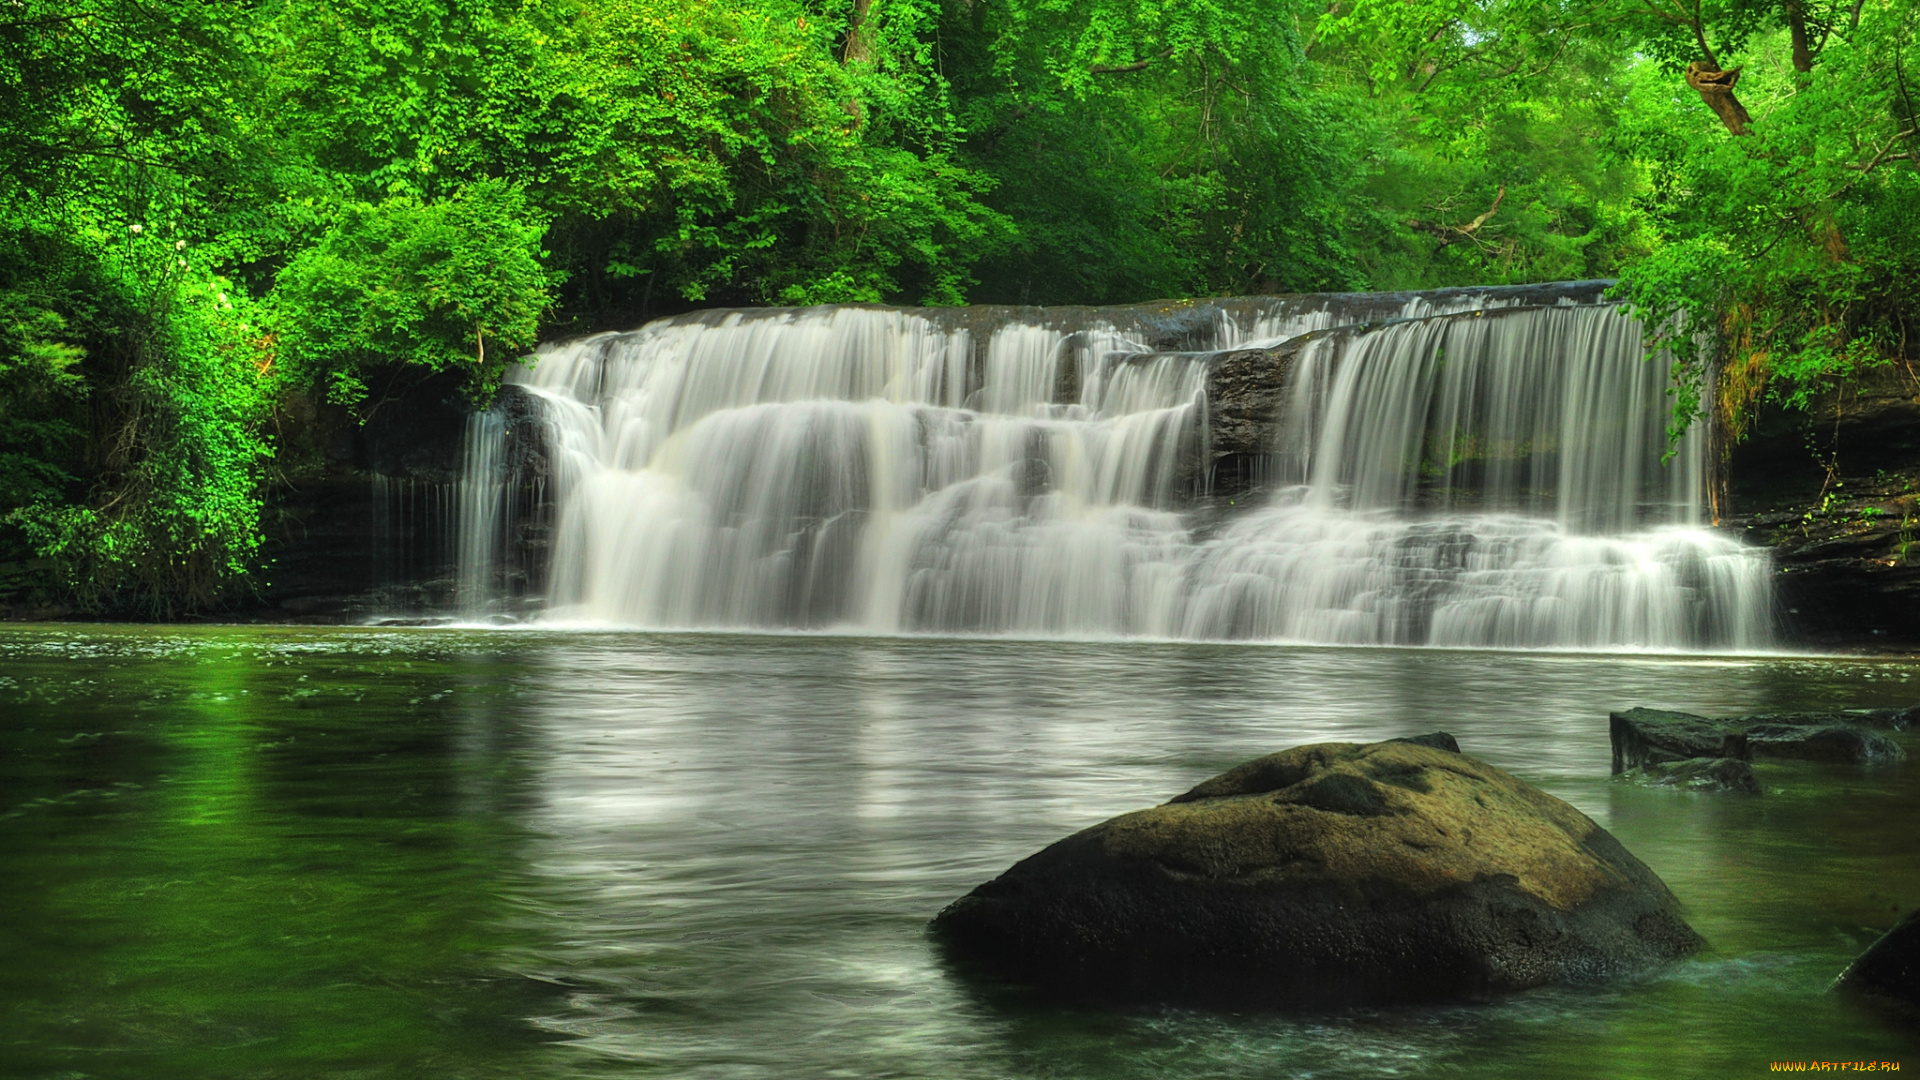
(1610, 708, 1749, 772)
(932, 739, 1702, 1008)
(1837, 908, 1920, 1006)
(1610, 707, 1908, 775)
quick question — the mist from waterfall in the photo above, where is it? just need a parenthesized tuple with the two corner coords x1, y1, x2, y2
(458, 289, 1773, 649)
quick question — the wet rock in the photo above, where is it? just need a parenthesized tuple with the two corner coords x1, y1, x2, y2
(1203, 341, 1298, 474)
(1837, 909, 1920, 1005)
(932, 740, 1702, 1008)
(1609, 709, 1748, 773)
(1745, 724, 1907, 765)
(1622, 757, 1762, 795)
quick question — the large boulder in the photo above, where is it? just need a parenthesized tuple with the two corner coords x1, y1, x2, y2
(1837, 908, 1920, 1005)
(932, 740, 1702, 1008)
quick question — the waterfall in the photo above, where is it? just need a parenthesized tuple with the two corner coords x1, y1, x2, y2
(458, 286, 1774, 649)
(1275, 306, 1700, 529)
(456, 410, 506, 619)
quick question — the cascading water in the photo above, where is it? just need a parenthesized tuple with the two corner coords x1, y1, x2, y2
(458, 285, 1774, 649)
(456, 410, 507, 618)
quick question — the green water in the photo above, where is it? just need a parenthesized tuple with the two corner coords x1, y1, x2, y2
(0, 626, 1915, 1078)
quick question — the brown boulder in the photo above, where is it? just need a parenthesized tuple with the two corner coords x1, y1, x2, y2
(933, 739, 1701, 1007)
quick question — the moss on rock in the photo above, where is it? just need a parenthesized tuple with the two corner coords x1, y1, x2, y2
(933, 739, 1702, 1008)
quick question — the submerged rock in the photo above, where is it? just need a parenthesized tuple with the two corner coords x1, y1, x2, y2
(932, 740, 1701, 1008)
(1610, 709, 1748, 772)
(1837, 909, 1920, 1005)
(1623, 757, 1762, 795)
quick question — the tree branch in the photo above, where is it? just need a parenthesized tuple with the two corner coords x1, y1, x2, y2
(0, 9, 106, 31)
(1462, 185, 1506, 233)
(1849, 127, 1917, 173)
(1686, 62, 1752, 134)
(1090, 48, 1173, 74)
(1406, 185, 1506, 248)
(1691, 0, 1720, 69)
(1896, 44, 1920, 151)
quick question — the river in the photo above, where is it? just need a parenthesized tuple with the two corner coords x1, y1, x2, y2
(2, 626, 1914, 1077)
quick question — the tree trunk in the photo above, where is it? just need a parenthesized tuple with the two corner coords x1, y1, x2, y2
(1784, 0, 1814, 74)
(843, 0, 872, 64)
(1686, 62, 1753, 135)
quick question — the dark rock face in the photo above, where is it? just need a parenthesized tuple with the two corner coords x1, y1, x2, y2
(258, 371, 472, 621)
(1746, 724, 1907, 765)
(357, 371, 475, 482)
(1837, 908, 1920, 1005)
(1202, 339, 1302, 497)
(1610, 709, 1749, 772)
(255, 375, 556, 622)
(1724, 364, 1920, 650)
(932, 740, 1701, 1008)
(1623, 758, 1762, 795)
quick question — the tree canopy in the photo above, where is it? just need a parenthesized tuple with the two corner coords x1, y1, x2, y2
(0, 0, 1914, 610)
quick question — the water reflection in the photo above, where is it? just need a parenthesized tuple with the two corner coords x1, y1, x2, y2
(1, 628, 1916, 1078)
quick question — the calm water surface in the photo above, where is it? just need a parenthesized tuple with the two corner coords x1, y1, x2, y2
(1, 626, 1916, 1078)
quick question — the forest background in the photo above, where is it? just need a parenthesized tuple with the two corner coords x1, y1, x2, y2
(1, 0, 1916, 612)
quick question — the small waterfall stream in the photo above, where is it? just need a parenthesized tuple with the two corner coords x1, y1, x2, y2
(455, 284, 1773, 649)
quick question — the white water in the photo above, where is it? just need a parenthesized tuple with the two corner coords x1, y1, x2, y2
(456, 411, 506, 618)
(459, 290, 1773, 649)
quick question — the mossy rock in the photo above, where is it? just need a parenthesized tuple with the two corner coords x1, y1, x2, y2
(1610, 708, 1748, 772)
(932, 739, 1701, 1008)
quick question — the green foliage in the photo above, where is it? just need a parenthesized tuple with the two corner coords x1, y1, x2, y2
(1309, 0, 1659, 289)
(0, 0, 1915, 611)
(0, 286, 87, 519)
(1611, 2, 1920, 434)
(959, 9, 1368, 302)
(537, 0, 1011, 307)
(8, 232, 277, 615)
(274, 182, 552, 403)
(1310, 0, 1919, 443)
